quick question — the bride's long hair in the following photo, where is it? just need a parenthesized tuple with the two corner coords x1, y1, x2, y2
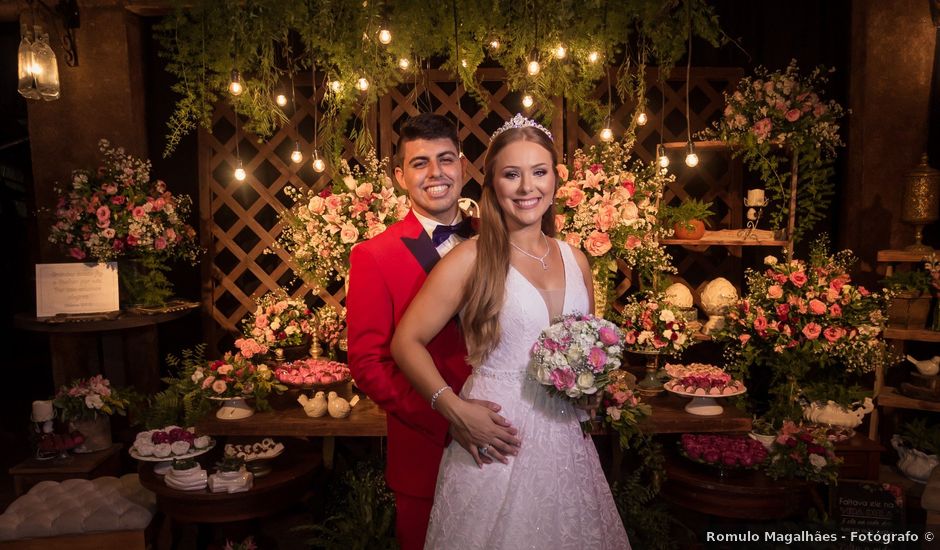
(462, 126, 559, 365)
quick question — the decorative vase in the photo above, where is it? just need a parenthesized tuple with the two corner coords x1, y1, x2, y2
(272, 335, 312, 363)
(900, 153, 939, 254)
(68, 415, 112, 453)
(748, 432, 776, 450)
(633, 349, 663, 397)
(673, 220, 705, 240)
(213, 397, 254, 420)
(801, 398, 874, 429)
(891, 435, 939, 484)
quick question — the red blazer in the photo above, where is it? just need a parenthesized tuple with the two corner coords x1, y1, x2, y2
(347, 211, 471, 498)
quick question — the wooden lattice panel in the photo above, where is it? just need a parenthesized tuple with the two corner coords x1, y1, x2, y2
(200, 67, 742, 355)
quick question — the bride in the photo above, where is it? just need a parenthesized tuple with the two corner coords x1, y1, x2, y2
(391, 115, 630, 549)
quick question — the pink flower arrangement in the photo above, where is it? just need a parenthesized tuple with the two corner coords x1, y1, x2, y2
(529, 313, 624, 401)
(602, 377, 652, 446)
(765, 421, 841, 484)
(554, 141, 675, 283)
(236, 290, 314, 353)
(313, 304, 346, 355)
(680, 434, 768, 469)
(274, 151, 409, 289)
(53, 375, 131, 421)
(620, 292, 694, 354)
(49, 139, 199, 263)
(189, 352, 278, 399)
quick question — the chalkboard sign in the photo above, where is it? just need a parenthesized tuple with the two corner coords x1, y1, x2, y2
(832, 481, 908, 549)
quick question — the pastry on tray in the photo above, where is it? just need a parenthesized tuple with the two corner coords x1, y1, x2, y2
(664, 363, 744, 395)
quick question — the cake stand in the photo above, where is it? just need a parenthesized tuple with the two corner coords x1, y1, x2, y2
(664, 381, 746, 416)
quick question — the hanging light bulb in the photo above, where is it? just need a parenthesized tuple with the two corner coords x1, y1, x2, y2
(588, 51, 600, 64)
(329, 80, 342, 93)
(599, 127, 614, 142)
(234, 160, 246, 181)
(312, 151, 326, 173)
(522, 94, 534, 109)
(357, 77, 370, 92)
(636, 111, 648, 126)
(489, 39, 500, 50)
(398, 57, 410, 70)
(554, 45, 567, 59)
(290, 141, 304, 164)
(656, 144, 670, 169)
(229, 69, 243, 96)
(275, 93, 288, 107)
(378, 28, 392, 45)
(527, 58, 540, 76)
(685, 141, 699, 167)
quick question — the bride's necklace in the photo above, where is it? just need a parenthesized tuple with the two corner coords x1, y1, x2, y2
(510, 233, 550, 270)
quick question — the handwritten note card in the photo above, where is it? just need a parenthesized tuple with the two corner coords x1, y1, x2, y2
(35, 263, 119, 317)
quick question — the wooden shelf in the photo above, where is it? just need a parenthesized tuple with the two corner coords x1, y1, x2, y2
(877, 249, 935, 263)
(876, 386, 940, 413)
(661, 140, 729, 151)
(884, 328, 940, 342)
(660, 229, 788, 247)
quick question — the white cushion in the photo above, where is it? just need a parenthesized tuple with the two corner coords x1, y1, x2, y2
(0, 474, 155, 541)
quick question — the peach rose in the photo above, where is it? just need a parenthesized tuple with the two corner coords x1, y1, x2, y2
(339, 223, 360, 244)
(308, 196, 325, 214)
(767, 285, 783, 299)
(365, 222, 386, 239)
(593, 204, 616, 232)
(625, 235, 641, 249)
(802, 322, 822, 340)
(583, 231, 612, 257)
(564, 232, 582, 248)
(555, 215, 566, 233)
(325, 195, 343, 212)
(556, 164, 569, 182)
(356, 182, 374, 198)
(785, 109, 801, 122)
(789, 271, 808, 287)
(809, 299, 827, 315)
(565, 188, 585, 208)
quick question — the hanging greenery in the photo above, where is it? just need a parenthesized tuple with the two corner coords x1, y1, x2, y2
(156, 0, 726, 157)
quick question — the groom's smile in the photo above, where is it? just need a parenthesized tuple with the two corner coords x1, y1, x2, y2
(395, 137, 467, 224)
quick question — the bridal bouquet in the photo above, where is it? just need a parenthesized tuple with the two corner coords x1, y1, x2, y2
(274, 151, 409, 289)
(529, 313, 624, 400)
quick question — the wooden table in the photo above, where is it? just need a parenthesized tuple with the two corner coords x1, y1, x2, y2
(9, 443, 123, 496)
(640, 392, 752, 434)
(14, 305, 197, 392)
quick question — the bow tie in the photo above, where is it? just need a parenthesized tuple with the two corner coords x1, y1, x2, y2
(431, 218, 473, 247)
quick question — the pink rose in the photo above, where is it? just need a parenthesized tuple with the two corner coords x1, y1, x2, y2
(355, 182, 374, 198)
(325, 195, 343, 212)
(752, 118, 772, 141)
(621, 178, 635, 197)
(365, 222, 386, 239)
(823, 326, 845, 342)
(813, 103, 828, 117)
(789, 271, 808, 287)
(96, 205, 110, 222)
(211, 379, 227, 394)
(166, 228, 178, 242)
(132, 206, 146, 219)
(625, 235, 641, 249)
(593, 204, 616, 232)
(564, 233, 582, 248)
(69, 247, 86, 260)
(754, 315, 768, 332)
(598, 326, 620, 345)
(126, 235, 139, 246)
(154, 237, 167, 250)
(339, 223, 360, 244)
(767, 285, 783, 299)
(153, 197, 166, 210)
(802, 322, 822, 340)
(565, 188, 585, 208)
(111, 195, 125, 205)
(583, 231, 612, 257)
(556, 164, 569, 182)
(809, 299, 826, 315)
(828, 304, 842, 317)
(785, 109, 801, 122)
(588, 347, 608, 372)
(549, 368, 576, 391)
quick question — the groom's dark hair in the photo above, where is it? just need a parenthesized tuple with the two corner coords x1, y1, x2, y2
(396, 113, 459, 167)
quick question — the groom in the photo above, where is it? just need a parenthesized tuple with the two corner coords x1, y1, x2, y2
(347, 113, 519, 550)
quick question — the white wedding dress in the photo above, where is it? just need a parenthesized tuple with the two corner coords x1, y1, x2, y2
(425, 241, 630, 550)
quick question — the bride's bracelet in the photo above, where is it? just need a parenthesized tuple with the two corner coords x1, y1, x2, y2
(429, 385, 452, 410)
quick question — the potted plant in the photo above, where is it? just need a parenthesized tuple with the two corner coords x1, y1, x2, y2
(53, 375, 132, 453)
(748, 416, 777, 449)
(891, 417, 940, 483)
(660, 198, 715, 240)
(882, 270, 932, 329)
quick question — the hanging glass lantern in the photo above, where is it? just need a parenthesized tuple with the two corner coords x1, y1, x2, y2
(32, 28, 60, 101)
(17, 24, 40, 100)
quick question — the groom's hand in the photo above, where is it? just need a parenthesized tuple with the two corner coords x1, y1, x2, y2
(448, 399, 521, 467)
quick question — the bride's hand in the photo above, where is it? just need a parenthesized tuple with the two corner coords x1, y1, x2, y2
(441, 397, 521, 467)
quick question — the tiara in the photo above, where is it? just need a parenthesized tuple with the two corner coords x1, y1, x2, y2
(490, 113, 554, 142)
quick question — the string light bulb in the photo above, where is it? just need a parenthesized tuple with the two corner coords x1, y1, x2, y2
(527, 58, 540, 76)
(588, 51, 600, 64)
(234, 160, 246, 181)
(229, 69, 243, 96)
(398, 57, 410, 70)
(357, 77, 370, 92)
(599, 126, 614, 142)
(290, 141, 303, 164)
(636, 111, 648, 126)
(312, 151, 326, 173)
(685, 141, 699, 167)
(656, 144, 669, 169)
(275, 93, 288, 107)
(378, 29, 392, 45)
(555, 45, 567, 59)
(461, 59, 468, 68)
(522, 94, 534, 109)
(489, 39, 500, 50)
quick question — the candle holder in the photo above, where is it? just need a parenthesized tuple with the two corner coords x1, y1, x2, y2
(738, 197, 770, 240)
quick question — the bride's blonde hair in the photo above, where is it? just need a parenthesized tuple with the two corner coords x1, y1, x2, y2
(462, 126, 559, 365)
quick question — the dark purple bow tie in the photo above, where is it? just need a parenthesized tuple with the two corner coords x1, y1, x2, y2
(431, 218, 473, 247)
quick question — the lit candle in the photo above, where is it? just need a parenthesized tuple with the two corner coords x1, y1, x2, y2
(747, 188, 765, 206)
(32, 400, 54, 422)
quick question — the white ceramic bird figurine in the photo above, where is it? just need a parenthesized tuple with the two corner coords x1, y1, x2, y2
(326, 391, 361, 418)
(906, 355, 940, 376)
(297, 391, 328, 417)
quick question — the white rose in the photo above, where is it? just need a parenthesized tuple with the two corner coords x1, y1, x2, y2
(606, 406, 621, 421)
(343, 175, 357, 190)
(284, 325, 298, 335)
(808, 454, 827, 469)
(191, 369, 205, 383)
(271, 319, 281, 331)
(565, 387, 582, 398)
(764, 255, 778, 265)
(576, 372, 596, 392)
(659, 309, 675, 323)
(85, 394, 104, 409)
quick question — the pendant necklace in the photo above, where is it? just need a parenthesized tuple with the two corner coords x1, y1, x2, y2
(510, 233, 550, 270)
